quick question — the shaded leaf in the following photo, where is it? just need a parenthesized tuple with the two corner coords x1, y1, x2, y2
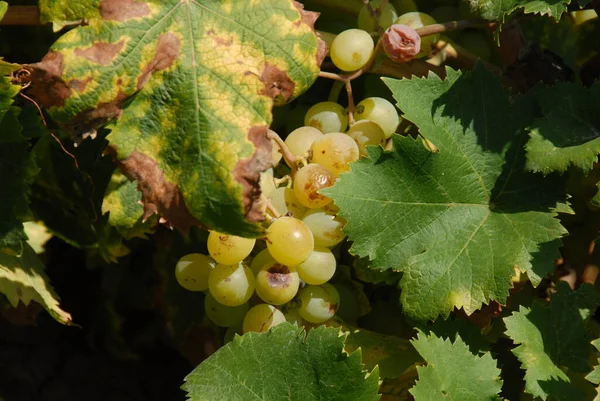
(525, 82, 600, 174)
(409, 331, 502, 400)
(0, 243, 71, 324)
(183, 324, 380, 401)
(30, 0, 324, 236)
(504, 282, 600, 400)
(325, 66, 568, 321)
(587, 339, 600, 401)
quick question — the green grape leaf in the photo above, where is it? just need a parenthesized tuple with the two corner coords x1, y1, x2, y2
(29, 0, 324, 237)
(525, 82, 600, 174)
(465, 0, 571, 21)
(183, 324, 380, 401)
(343, 326, 421, 379)
(409, 331, 502, 400)
(102, 169, 157, 239)
(0, 243, 72, 324)
(325, 66, 568, 321)
(504, 282, 600, 400)
(587, 339, 600, 401)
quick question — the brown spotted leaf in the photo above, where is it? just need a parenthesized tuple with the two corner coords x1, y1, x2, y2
(31, 0, 324, 236)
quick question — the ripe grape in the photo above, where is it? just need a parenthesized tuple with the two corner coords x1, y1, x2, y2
(348, 120, 386, 156)
(297, 283, 340, 324)
(268, 130, 283, 166)
(175, 253, 214, 291)
(330, 29, 375, 71)
(284, 126, 323, 161)
(293, 163, 333, 209)
(304, 102, 348, 134)
(207, 231, 255, 265)
(354, 97, 400, 138)
(302, 208, 346, 248)
(208, 262, 255, 307)
(243, 304, 286, 333)
(358, 0, 398, 32)
(255, 263, 300, 305)
(260, 168, 276, 198)
(310, 132, 359, 177)
(268, 186, 307, 218)
(266, 216, 314, 266)
(458, 29, 491, 61)
(395, 12, 439, 58)
(250, 247, 276, 275)
(297, 246, 336, 285)
(204, 293, 248, 327)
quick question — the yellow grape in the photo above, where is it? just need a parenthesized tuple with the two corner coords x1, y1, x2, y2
(293, 163, 334, 209)
(284, 126, 323, 162)
(297, 283, 340, 324)
(348, 120, 386, 156)
(266, 216, 314, 266)
(207, 231, 255, 265)
(268, 186, 308, 218)
(255, 262, 300, 305)
(208, 262, 255, 307)
(297, 246, 337, 285)
(358, 0, 398, 32)
(243, 304, 286, 333)
(354, 97, 399, 138)
(175, 253, 214, 291)
(330, 29, 374, 71)
(302, 208, 346, 248)
(304, 102, 348, 134)
(249, 247, 276, 276)
(310, 132, 359, 177)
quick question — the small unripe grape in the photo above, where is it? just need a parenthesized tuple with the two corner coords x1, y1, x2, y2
(330, 29, 374, 71)
(255, 263, 300, 305)
(293, 163, 334, 209)
(208, 262, 255, 307)
(358, 0, 398, 32)
(243, 304, 286, 333)
(305, 102, 348, 134)
(207, 231, 255, 265)
(395, 12, 438, 58)
(310, 132, 359, 177)
(266, 216, 314, 266)
(175, 253, 215, 291)
(354, 97, 399, 138)
(383, 24, 421, 63)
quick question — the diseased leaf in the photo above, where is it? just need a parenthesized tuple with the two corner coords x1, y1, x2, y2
(504, 282, 600, 400)
(325, 66, 568, 321)
(0, 243, 72, 325)
(183, 324, 380, 401)
(525, 82, 600, 174)
(30, 0, 325, 237)
(409, 331, 502, 401)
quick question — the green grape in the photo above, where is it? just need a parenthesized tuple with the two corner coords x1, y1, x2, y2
(207, 231, 256, 265)
(293, 163, 333, 209)
(310, 132, 359, 177)
(395, 12, 439, 58)
(354, 97, 400, 138)
(358, 0, 398, 32)
(208, 262, 255, 307)
(330, 29, 374, 71)
(430, 6, 460, 23)
(268, 186, 308, 218)
(348, 120, 386, 156)
(268, 129, 283, 166)
(255, 262, 300, 305)
(285, 309, 303, 326)
(457, 29, 491, 61)
(175, 253, 214, 291)
(302, 208, 346, 248)
(297, 246, 336, 285)
(284, 126, 323, 161)
(260, 168, 276, 198)
(266, 216, 314, 266)
(304, 101, 348, 134)
(204, 293, 248, 327)
(250, 247, 276, 275)
(297, 283, 340, 324)
(243, 304, 286, 333)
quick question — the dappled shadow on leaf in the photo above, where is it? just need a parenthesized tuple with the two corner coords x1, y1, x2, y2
(538, 377, 586, 401)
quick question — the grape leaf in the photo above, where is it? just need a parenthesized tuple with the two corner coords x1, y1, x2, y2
(587, 339, 600, 401)
(183, 324, 380, 401)
(504, 282, 600, 400)
(29, 0, 324, 237)
(464, 0, 571, 21)
(0, 243, 72, 324)
(525, 82, 600, 174)
(325, 65, 568, 321)
(409, 331, 502, 400)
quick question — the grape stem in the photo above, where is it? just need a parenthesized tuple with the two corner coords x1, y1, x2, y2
(261, 195, 281, 219)
(415, 19, 497, 38)
(266, 129, 299, 175)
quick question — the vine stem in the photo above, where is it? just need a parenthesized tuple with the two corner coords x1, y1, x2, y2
(266, 129, 298, 175)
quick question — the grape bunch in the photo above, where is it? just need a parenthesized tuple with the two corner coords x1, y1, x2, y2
(175, 95, 401, 339)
